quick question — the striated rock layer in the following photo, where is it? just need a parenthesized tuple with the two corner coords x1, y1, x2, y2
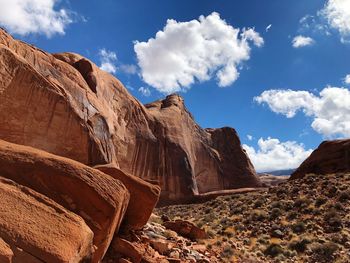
(0, 177, 94, 263)
(291, 139, 350, 180)
(0, 139, 130, 262)
(0, 28, 260, 204)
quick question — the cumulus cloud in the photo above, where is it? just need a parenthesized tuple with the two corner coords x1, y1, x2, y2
(99, 49, 117, 74)
(247, 134, 253, 141)
(292, 35, 315, 48)
(138, 87, 151, 97)
(0, 0, 75, 37)
(320, 0, 350, 43)
(344, 74, 350, 84)
(243, 137, 313, 172)
(134, 12, 263, 94)
(255, 87, 350, 138)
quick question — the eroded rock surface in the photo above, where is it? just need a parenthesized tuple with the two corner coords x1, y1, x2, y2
(0, 28, 260, 204)
(0, 177, 93, 263)
(291, 139, 350, 179)
(0, 139, 130, 262)
(95, 164, 161, 231)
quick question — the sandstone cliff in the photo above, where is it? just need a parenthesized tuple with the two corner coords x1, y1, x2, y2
(291, 139, 350, 180)
(0, 28, 260, 204)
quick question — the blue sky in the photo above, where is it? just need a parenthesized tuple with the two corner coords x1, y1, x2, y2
(1, 0, 349, 171)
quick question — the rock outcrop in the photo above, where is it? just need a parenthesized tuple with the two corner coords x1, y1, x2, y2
(0, 177, 94, 263)
(95, 164, 161, 231)
(0, 28, 260, 204)
(291, 139, 350, 180)
(0, 139, 130, 262)
(0, 238, 13, 263)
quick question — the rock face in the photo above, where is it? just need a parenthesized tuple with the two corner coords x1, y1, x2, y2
(0, 238, 13, 263)
(0, 139, 130, 262)
(0, 28, 260, 204)
(291, 139, 350, 180)
(95, 164, 161, 231)
(0, 177, 94, 263)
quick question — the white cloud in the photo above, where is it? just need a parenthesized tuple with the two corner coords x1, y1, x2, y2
(247, 134, 253, 141)
(0, 0, 74, 37)
(134, 12, 263, 94)
(344, 74, 350, 84)
(320, 0, 350, 43)
(255, 87, 350, 138)
(292, 35, 315, 48)
(265, 24, 272, 32)
(138, 86, 151, 97)
(120, 64, 137, 75)
(99, 49, 117, 74)
(243, 137, 313, 172)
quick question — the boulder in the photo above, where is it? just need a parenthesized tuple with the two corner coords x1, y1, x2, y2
(111, 237, 142, 263)
(291, 139, 350, 180)
(0, 238, 13, 263)
(0, 177, 93, 263)
(0, 139, 130, 262)
(163, 220, 207, 240)
(95, 164, 160, 230)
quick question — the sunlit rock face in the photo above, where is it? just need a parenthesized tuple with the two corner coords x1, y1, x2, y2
(0, 28, 260, 204)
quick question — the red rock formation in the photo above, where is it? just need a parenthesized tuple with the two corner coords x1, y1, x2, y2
(0, 139, 130, 262)
(163, 220, 207, 240)
(95, 164, 161, 231)
(291, 139, 350, 180)
(0, 238, 13, 263)
(0, 177, 94, 263)
(0, 28, 260, 204)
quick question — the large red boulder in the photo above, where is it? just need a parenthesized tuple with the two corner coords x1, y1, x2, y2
(95, 164, 161, 230)
(0, 177, 94, 263)
(0, 139, 130, 262)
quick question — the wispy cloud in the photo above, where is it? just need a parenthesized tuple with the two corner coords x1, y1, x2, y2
(98, 49, 117, 74)
(292, 35, 315, 48)
(138, 86, 151, 97)
(265, 24, 272, 32)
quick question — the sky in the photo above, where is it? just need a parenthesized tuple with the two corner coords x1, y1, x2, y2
(0, 0, 349, 172)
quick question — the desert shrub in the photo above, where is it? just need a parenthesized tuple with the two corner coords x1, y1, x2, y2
(338, 190, 350, 202)
(270, 208, 282, 219)
(289, 238, 310, 253)
(326, 186, 338, 197)
(324, 209, 342, 232)
(254, 199, 264, 208)
(221, 245, 234, 258)
(312, 242, 338, 260)
(291, 222, 306, 233)
(315, 197, 327, 207)
(250, 210, 267, 222)
(287, 211, 298, 220)
(264, 243, 284, 257)
(294, 197, 310, 209)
